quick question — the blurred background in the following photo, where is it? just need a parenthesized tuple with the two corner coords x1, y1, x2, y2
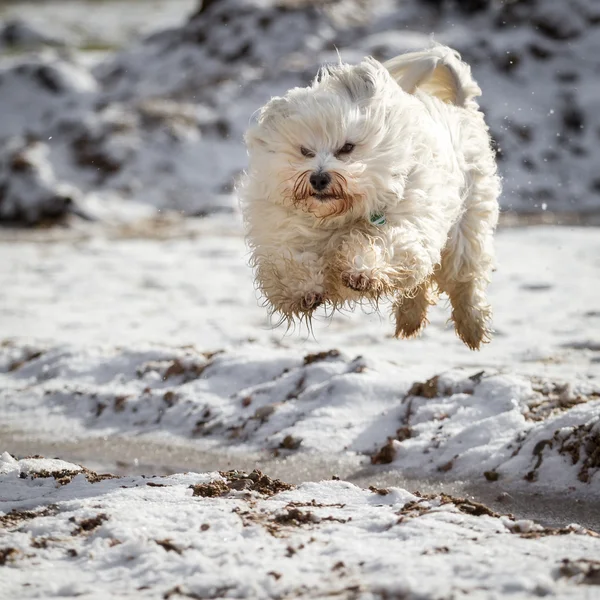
(1, 0, 599, 227)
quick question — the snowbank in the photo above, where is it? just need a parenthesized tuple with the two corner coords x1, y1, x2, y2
(1, 454, 599, 599)
(2, 342, 599, 496)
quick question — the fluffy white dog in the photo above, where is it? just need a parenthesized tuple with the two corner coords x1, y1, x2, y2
(241, 44, 500, 350)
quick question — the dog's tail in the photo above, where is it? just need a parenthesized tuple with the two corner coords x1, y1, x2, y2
(384, 44, 481, 109)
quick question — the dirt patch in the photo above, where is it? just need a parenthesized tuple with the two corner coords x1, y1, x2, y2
(407, 375, 441, 399)
(137, 352, 221, 383)
(397, 493, 503, 522)
(70, 513, 108, 535)
(303, 349, 341, 365)
(274, 507, 318, 526)
(23, 464, 118, 486)
(558, 558, 600, 585)
(163, 584, 234, 599)
(523, 419, 600, 484)
(191, 470, 293, 498)
(371, 372, 484, 464)
(279, 435, 302, 450)
(0, 547, 19, 565)
(155, 539, 183, 555)
(190, 479, 230, 498)
(556, 420, 600, 483)
(0, 505, 59, 529)
(519, 525, 599, 539)
(369, 486, 391, 496)
(223, 470, 294, 496)
(484, 470, 500, 482)
(8, 349, 43, 372)
(371, 438, 397, 465)
(526, 380, 599, 421)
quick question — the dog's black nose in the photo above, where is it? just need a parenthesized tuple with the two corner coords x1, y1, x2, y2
(309, 171, 331, 192)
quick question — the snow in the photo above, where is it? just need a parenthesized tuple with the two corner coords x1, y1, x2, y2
(1, 223, 599, 501)
(1, 456, 599, 599)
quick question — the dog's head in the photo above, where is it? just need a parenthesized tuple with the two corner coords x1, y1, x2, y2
(245, 58, 411, 220)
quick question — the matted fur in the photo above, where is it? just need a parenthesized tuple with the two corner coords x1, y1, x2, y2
(241, 44, 500, 350)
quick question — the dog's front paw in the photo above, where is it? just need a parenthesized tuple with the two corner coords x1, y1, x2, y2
(299, 291, 324, 312)
(341, 271, 387, 295)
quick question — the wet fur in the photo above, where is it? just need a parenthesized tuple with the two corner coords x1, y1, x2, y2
(241, 44, 500, 350)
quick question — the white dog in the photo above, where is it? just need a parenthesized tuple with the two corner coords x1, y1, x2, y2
(241, 44, 500, 350)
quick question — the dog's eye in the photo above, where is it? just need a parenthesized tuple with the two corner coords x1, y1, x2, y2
(336, 142, 355, 156)
(300, 146, 315, 158)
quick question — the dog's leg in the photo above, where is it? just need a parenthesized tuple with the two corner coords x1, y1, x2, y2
(330, 232, 394, 300)
(393, 278, 437, 339)
(330, 223, 441, 305)
(435, 193, 498, 350)
(254, 249, 327, 320)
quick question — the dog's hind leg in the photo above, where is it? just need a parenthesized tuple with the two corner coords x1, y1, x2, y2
(435, 183, 498, 350)
(393, 278, 437, 339)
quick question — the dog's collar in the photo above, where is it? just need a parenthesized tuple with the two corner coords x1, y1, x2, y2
(369, 212, 386, 226)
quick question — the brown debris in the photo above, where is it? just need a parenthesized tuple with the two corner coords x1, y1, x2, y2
(223, 470, 294, 497)
(155, 539, 183, 555)
(397, 494, 502, 521)
(164, 358, 211, 381)
(22, 464, 117, 486)
(555, 421, 600, 483)
(279, 435, 302, 450)
(445, 495, 500, 518)
(437, 460, 454, 473)
(396, 426, 412, 442)
(8, 349, 43, 372)
(114, 395, 129, 412)
(523, 421, 600, 484)
(368, 486, 390, 496)
(191, 470, 293, 498)
(163, 391, 178, 407)
(0, 505, 59, 529)
(0, 547, 19, 565)
(190, 479, 230, 498)
(371, 438, 397, 465)
(163, 584, 233, 599)
(407, 375, 440, 399)
(303, 349, 341, 365)
(274, 508, 318, 526)
(558, 558, 600, 585)
(526, 380, 597, 421)
(70, 513, 108, 535)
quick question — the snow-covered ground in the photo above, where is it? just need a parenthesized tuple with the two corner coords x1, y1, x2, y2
(2, 222, 599, 485)
(1, 219, 599, 595)
(2, 454, 600, 599)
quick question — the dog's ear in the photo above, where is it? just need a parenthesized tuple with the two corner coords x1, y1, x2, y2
(245, 97, 289, 148)
(315, 63, 337, 84)
(384, 45, 481, 107)
(316, 59, 383, 103)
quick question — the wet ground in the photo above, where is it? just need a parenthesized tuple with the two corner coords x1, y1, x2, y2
(3, 427, 599, 533)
